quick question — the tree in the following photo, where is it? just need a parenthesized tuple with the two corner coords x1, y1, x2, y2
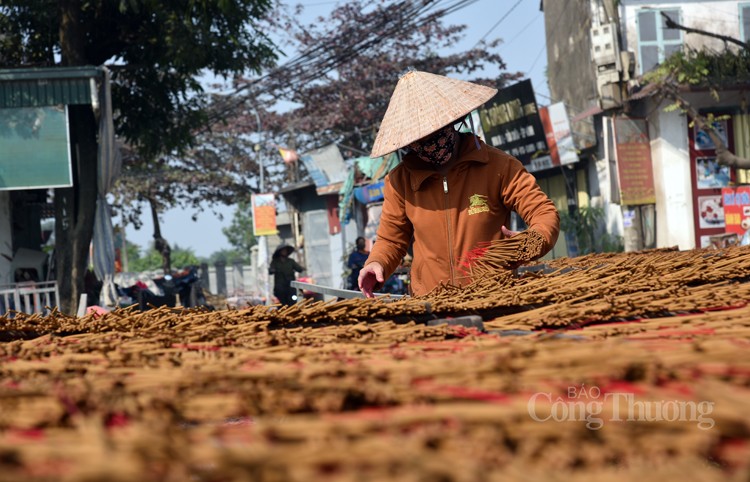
(641, 14, 750, 168)
(0, 0, 278, 313)
(201, 0, 521, 193)
(114, 0, 523, 273)
(560, 206, 624, 256)
(207, 248, 250, 266)
(124, 240, 141, 270)
(222, 198, 257, 263)
(129, 244, 200, 273)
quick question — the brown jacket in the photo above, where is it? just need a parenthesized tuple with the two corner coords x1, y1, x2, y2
(367, 134, 560, 296)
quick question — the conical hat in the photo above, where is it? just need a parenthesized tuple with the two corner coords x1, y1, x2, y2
(370, 70, 498, 158)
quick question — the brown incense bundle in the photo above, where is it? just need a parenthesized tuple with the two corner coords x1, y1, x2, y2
(460, 229, 547, 276)
(2, 246, 750, 480)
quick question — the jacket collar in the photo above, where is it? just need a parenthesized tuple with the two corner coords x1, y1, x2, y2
(403, 133, 491, 191)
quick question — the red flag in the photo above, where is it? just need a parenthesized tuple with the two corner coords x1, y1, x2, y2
(278, 147, 299, 164)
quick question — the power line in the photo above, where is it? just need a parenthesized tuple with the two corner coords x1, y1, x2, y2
(502, 14, 541, 47)
(205, 0, 483, 125)
(526, 43, 546, 74)
(472, 0, 524, 48)
(296, 1, 340, 6)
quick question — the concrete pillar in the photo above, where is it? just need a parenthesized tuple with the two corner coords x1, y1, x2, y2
(199, 263, 209, 288)
(214, 261, 227, 296)
(232, 262, 244, 293)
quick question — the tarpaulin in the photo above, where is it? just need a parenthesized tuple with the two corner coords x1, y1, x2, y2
(91, 67, 121, 307)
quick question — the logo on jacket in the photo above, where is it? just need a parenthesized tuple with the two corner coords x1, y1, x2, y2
(468, 194, 490, 215)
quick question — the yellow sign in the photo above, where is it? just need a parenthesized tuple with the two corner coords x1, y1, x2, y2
(252, 193, 278, 236)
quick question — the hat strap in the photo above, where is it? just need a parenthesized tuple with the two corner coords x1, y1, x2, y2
(465, 115, 481, 151)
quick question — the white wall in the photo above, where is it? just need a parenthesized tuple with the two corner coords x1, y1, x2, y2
(621, 1, 744, 74)
(0, 191, 11, 285)
(649, 107, 695, 249)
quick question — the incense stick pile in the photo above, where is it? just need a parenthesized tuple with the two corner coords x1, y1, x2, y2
(1, 245, 749, 481)
(460, 229, 547, 276)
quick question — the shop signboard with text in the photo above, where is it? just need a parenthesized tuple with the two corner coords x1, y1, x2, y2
(478, 79, 550, 172)
(613, 117, 656, 205)
(354, 180, 385, 204)
(539, 102, 578, 167)
(721, 186, 750, 237)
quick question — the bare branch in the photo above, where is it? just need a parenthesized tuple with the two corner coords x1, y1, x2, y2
(658, 79, 750, 169)
(661, 12, 749, 50)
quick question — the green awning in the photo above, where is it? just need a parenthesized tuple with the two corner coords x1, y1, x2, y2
(0, 66, 100, 108)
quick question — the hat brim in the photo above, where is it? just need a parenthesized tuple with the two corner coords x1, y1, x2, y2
(370, 71, 497, 158)
(272, 245, 295, 258)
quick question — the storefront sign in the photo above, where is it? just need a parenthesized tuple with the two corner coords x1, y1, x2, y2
(614, 117, 656, 205)
(252, 193, 277, 236)
(539, 102, 578, 166)
(354, 180, 385, 204)
(721, 186, 750, 237)
(478, 79, 548, 169)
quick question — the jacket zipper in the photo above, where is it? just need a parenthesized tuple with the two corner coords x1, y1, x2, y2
(443, 176, 455, 283)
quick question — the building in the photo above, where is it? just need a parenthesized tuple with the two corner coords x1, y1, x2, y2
(0, 67, 109, 313)
(543, 0, 750, 250)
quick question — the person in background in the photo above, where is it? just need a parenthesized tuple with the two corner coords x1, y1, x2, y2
(269, 245, 304, 305)
(347, 236, 370, 290)
(358, 69, 560, 298)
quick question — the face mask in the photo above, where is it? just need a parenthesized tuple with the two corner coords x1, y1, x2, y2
(408, 124, 457, 167)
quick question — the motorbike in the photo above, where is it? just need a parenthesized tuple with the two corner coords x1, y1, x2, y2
(120, 266, 212, 311)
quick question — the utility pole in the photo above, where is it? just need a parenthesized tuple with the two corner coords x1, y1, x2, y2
(253, 108, 271, 306)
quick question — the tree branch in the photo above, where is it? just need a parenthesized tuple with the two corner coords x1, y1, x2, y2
(149, 197, 172, 274)
(661, 12, 749, 50)
(660, 79, 750, 169)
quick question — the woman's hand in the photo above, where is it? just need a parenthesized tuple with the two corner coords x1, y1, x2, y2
(358, 262, 384, 298)
(501, 225, 520, 238)
(502, 226, 525, 270)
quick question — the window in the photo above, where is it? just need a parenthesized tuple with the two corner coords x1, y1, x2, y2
(741, 3, 750, 43)
(637, 9, 683, 74)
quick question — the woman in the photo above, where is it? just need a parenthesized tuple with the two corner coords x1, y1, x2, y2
(269, 244, 304, 305)
(359, 70, 560, 297)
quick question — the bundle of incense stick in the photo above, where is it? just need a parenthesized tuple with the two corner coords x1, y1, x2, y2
(460, 229, 547, 276)
(2, 246, 750, 480)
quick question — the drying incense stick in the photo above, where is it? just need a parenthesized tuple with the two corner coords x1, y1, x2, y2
(459, 229, 547, 277)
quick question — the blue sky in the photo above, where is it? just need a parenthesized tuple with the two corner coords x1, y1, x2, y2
(123, 0, 551, 258)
